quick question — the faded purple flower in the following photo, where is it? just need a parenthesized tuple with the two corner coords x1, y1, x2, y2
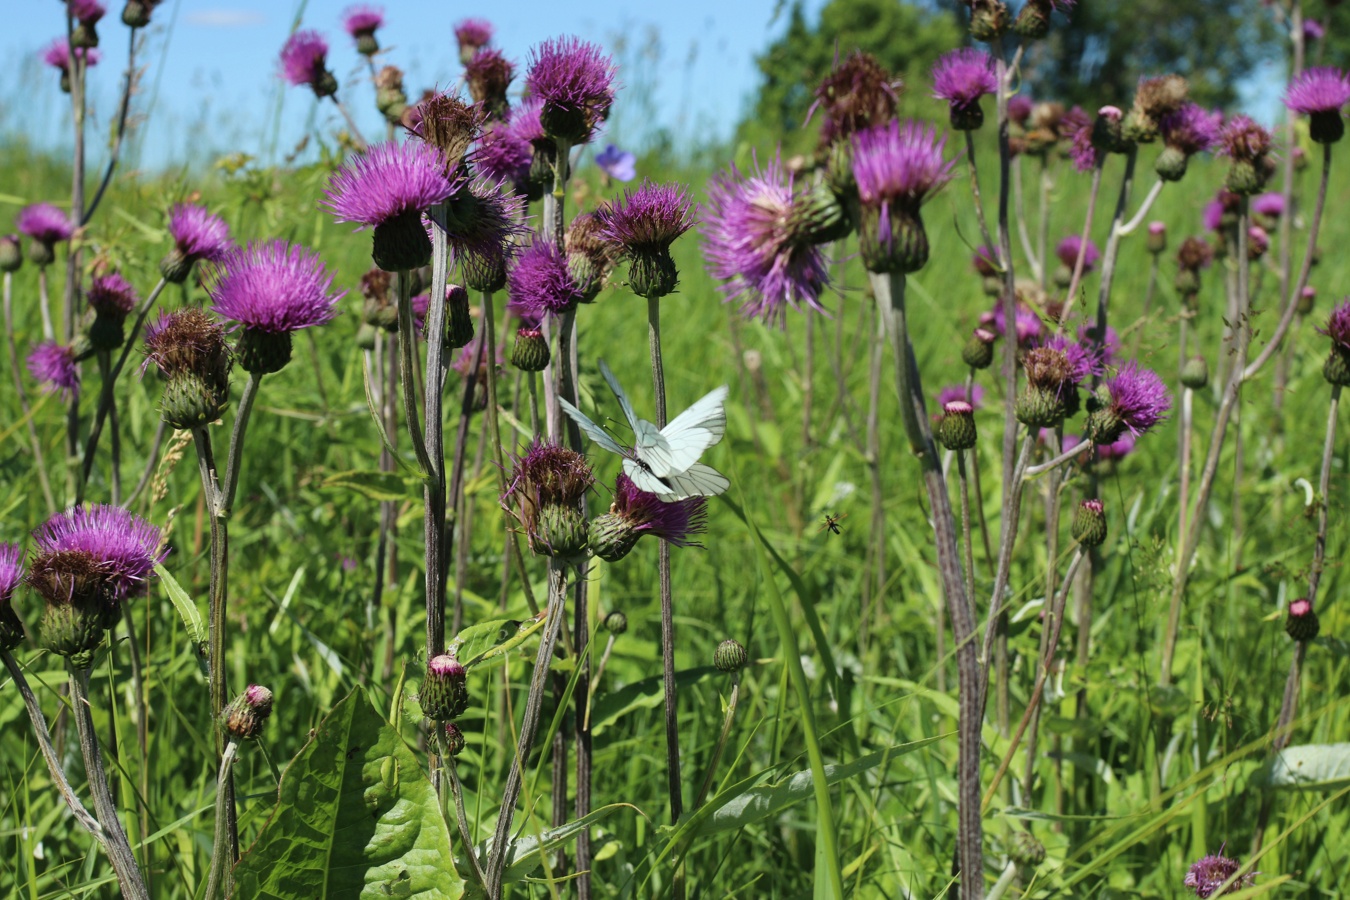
(72, 0, 106, 24)
(938, 383, 985, 409)
(501, 441, 594, 557)
(595, 144, 637, 182)
(16, 203, 74, 246)
(609, 473, 708, 546)
(702, 154, 830, 324)
(507, 239, 583, 319)
(1009, 94, 1034, 125)
(992, 300, 1043, 346)
(454, 18, 494, 59)
(323, 142, 456, 228)
(87, 273, 138, 316)
(931, 48, 997, 110)
(1285, 66, 1350, 115)
(1219, 114, 1273, 161)
(1305, 18, 1325, 41)
(279, 30, 335, 96)
(1041, 333, 1103, 384)
(207, 240, 343, 333)
(33, 504, 165, 599)
(341, 5, 383, 38)
(1252, 192, 1285, 217)
(808, 51, 901, 149)
(42, 38, 100, 72)
(1317, 297, 1350, 350)
(167, 204, 231, 264)
(1056, 234, 1100, 271)
(1184, 852, 1254, 898)
(0, 544, 22, 603)
(441, 173, 529, 258)
(1159, 104, 1222, 155)
(475, 121, 533, 190)
(525, 36, 616, 144)
(465, 48, 515, 116)
(27, 342, 79, 399)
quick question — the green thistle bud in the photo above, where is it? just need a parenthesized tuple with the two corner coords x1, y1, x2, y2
(793, 182, 853, 244)
(1146, 222, 1167, 255)
(1225, 158, 1276, 196)
(1015, 385, 1065, 429)
(587, 511, 639, 562)
(627, 251, 679, 300)
(1072, 499, 1108, 547)
(371, 210, 432, 273)
(858, 205, 928, 274)
(970, 0, 1010, 41)
(222, 684, 274, 741)
(962, 328, 997, 370)
(603, 610, 628, 635)
(1180, 356, 1209, 390)
(1309, 110, 1345, 145)
(443, 722, 466, 756)
(1155, 145, 1190, 182)
(122, 0, 153, 28)
(29, 239, 56, 269)
(0, 235, 22, 273)
(1324, 348, 1350, 386)
(936, 400, 978, 451)
(161, 372, 230, 430)
(40, 602, 105, 668)
(536, 504, 590, 560)
(1285, 598, 1320, 642)
(1009, 830, 1046, 867)
(421, 655, 469, 720)
(714, 638, 748, 673)
(511, 327, 550, 372)
(445, 286, 475, 350)
(1012, 0, 1051, 39)
(236, 328, 293, 376)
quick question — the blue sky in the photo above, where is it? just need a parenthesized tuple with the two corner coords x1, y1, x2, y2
(2, 0, 826, 169)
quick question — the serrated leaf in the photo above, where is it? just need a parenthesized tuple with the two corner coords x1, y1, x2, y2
(1254, 743, 1350, 790)
(233, 686, 465, 899)
(323, 469, 417, 502)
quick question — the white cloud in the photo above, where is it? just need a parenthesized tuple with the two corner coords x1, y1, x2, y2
(185, 9, 266, 28)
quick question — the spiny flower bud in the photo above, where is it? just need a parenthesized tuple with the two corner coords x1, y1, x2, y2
(0, 235, 21, 273)
(122, 0, 158, 28)
(936, 400, 978, 450)
(502, 442, 595, 561)
(222, 684, 274, 740)
(603, 610, 628, 635)
(1298, 286, 1316, 316)
(443, 722, 466, 756)
(1124, 74, 1189, 144)
(1091, 106, 1131, 155)
(1072, 499, 1108, 547)
(970, 0, 1010, 41)
(510, 326, 550, 372)
(962, 328, 997, 369)
(444, 285, 474, 350)
(1285, 598, 1320, 642)
(1147, 221, 1167, 255)
(1180, 356, 1209, 390)
(421, 654, 469, 720)
(374, 66, 408, 124)
(714, 638, 748, 673)
(1009, 830, 1046, 867)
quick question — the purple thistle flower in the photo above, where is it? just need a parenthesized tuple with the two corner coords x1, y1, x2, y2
(1041, 333, 1103, 384)
(931, 48, 997, 110)
(323, 142, 456, 228)
(1078, 323, 1121, 365)
(279, 30, 336, 96)
(1305, 19, 1325, 41)
(16, 203, 74, 245)
(72, 0, 106, 24)
(454, 18, 494, 57)
(1252, 192, 1285, 218)
(525, 36, 617, 144)
(167, 204, 231, 263)
(1159, 104, 1222, 155)
(207, 240, 344, 333)
(938, 383, 985, 409)
(1285, 66, 1350, 115)
(992, 300, 1043, 346)
(1184, 852, 1254, 897)
(596, 180, 696, 252)
(508, 95, 546, 146)
(1317, 297, 1350, 350)
(610, 473, 707, 546)
(27, 342, 79, 399)
(852, 120, 955, 210)
(1009, 94, 1034, 125)
(501, 441, 594, 557)
(1219, 114, 1273, 161)
(1094, 362, 1171, 439)
(475, 121, 533, 190)
(33, 505, 165, 600)
(701, 154, 831, 325)
(1055, 234, 1100, 271)
(507, 240, 583, 319)
(465, 48, 515, 117)
(42, 38, 101, 72)
(595, 144, 637, 182)
(1068, 110, 1101, 172)
(87, 273, 138, 316)
(442, 173, 529, 257)
(0, 544, 21, 602)
(1202, 200, 1225, 232)
(341, 5, 383, 38)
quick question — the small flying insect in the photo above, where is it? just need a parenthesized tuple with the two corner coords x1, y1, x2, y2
(819, 512, 848, 536)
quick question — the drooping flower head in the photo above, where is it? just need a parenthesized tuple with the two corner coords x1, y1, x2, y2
(323, 141, 458, 271)
(931, 48, 998, 130)
(143, 308, 233, 430)
(589, 473, 708, 562)
(1285, 67, 1350, 143)
(16, 202, 73, 267)
(465, 48, 515, 121)
(1219, 115, 1276, 195)
(341, 5, 383, 55)
(0, 543, 24, 651)
(1184, 851, 1254, 897)
(596, 180, 696, 299)
(279, 30, 336, 97)
(1156, 104, 1222, 181)
(702, 154, 833, 324)
(454, 18, 494, 64)
(162, 203, 231, 283)
(525, 36, 617, 145)
(1124, 74, 1189, 143)
(850, 120, 955, 273)
(27, 342, 80, 400)
(595, 144, 637, 182)
(809, 50, 900, 154)
(507, 239, 584, 320)
(1085, 362, 1170, 443)
(502, 441, 595, 559)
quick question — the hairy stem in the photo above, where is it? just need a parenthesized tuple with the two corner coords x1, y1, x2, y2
(204, 738, 239, 900)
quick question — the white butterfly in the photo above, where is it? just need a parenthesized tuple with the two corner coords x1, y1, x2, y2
(560, 359, 730, 502)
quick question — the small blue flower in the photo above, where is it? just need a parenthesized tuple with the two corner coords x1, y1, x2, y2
(595, 144, 636, 182)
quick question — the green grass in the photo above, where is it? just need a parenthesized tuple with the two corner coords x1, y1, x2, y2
(1, 123, 1348, 899)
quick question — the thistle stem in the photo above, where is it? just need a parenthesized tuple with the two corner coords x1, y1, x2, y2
(82, 25, 139, 225)
(693, 673, 741, 810)
(204, 738, 239, 900)
(328, 95, 369, 151)
(1023, 438, 1091, 478)
(38, 265, 56, 342)
(965, 130, 997, 258)
(422, 225, 451, 660)
(3, 272, 55, 511)
(1056, 159, 1104, 326)
(1012, 155, 1041, 285)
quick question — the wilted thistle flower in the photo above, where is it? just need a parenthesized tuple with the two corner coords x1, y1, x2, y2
(931, 48, 998, 131)
(1175, 235, 1214, 300)
(0, 543, 26, 652)
(323, 141, 458, 272)
(589, 473, 708, 562)
(341, 5, 384, 57)
(122, 0, 162, 28)
(969, 0, 1010, 41)
(42, 38, 100, 92)
(27, 342, 80, 399)
(279, 30, 337, 98)
(1014, 0, 1074, 39)
(86, 272, 139, 351)
(16, 202, 74, 268)
(161, 203, 231, 283)
(1156, 104, 1222, 181)
(809, 51, 900, 193)
(1017, 342, 1088, 427)
(222, 684, 274, 740)
(421, 655, 469, 719)
(29, 505, 164, 666)
(566, 211, 621, 302)
(502, 441, 595, 560)
(596, 180, 696, 299)
(1285, 597, 1320, 641)
(702, 154, 834, 324)
(1053, 234, 1100, 287)
(936, 399, 978, 450)
(507, 239, 584, 320)
(1317, 297, 1350, 385)
(525, 36, 616, 145)
(372, 65, 407, 124)
(143, 308, 233, 430)
(1284, 67, 1350, 144)
(207, 240, 343, 375)
(406, 92, 484, 177)
(1219, 115, 1276, 195)
(1184, 851, 1254, 897)
(69, 0, 106, 49)
(454, 18, 494, 65)
(1084, 362, 1170, 444)
(441, 173, 529, 295)
(850, 120, 955, 274)
(466, 48, 515, 121)
(1124, 74, 1189, 143)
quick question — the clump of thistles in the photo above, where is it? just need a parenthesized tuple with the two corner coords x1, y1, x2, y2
(589, 474, 708, 562)
(702, 153, 835, 325)
(1157, 104, 1221, 181)
(1285, 67, 1350, 144)
(1218, 115, 1276, 195)
(27, 342, 80, 399)
(1084, 362, 1170, 444)
(341, 5, 384, 57)
(323, 141, 458, 272)
(525, 36, 616, 145)
(279, 30, 337, 98)
(850, 119, 955, 273)
(207, 240, 343, 375)
(502, 442, 595, 560)
(931, 48, 997, 131)
(16, 203, 74, 267)
(596, 181, 696, 299)
(1183, 851, 1254, 897)
(1317, 297, 1350, 385)
(162, 203, 231, 283)
(454, 18, 494, 65)
(143, 308, 233, 430)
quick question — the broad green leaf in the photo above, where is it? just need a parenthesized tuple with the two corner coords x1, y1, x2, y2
(154, 563, 207, 654)
(1255, 743, 1350, 790)
(233, 687, 465, 900)
(591, 667, 721, 737)
(322, 469, 417, 502)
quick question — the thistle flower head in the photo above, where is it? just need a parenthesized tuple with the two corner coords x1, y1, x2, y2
(1009, 94, 1034, 125)
(167, 203, 231, 263)
(207, 240, 344, 334)
(1184, 852, 1254, 897)
(938, 383, 985, 409)
(1133, 74, 1190, 119)
(931, 48, 997, 110)
(1159, 104, 1222, 154)
(72, 0, 106, 24)
(851, 120, 954, 210)
(405, 92, 485, 173)
(1067, 109, 1102, 172)
(454, 18, 494, 56)
(506, 239, 583, 319)
(143, 308, 230, 378)
(809, 50, 900, 149)
(1317, 297, 1350, 351)
(1055, 234, 1100, 271)
(1285, 67, 1350, 115)
(1178, 236, 1215, 270)
(1219, 115, 1273, 161)
(525, 36, 616, 144)
(42, 38, 100, 72)
(322, 142, 457, 228)
(1252, 192, 1285, 217)
(1040, 333, 1103, 384)
(702, 153, 831, 324)
(341, 5, 383, 38)
(0, 544, 22, 604)
(27, 342, 80, 399)
(502, 441, 595, 558)
(610, 473, 708, 546)
(596, 180, 695, 252)
(566, 210, 621, 300)
(278, 30, 332, 91)
(16, 203, 74, 245)
(1090, 362, 1171, 441)
(474, 121, 533, 190)
(33, 505, 164, 600)
(88, 273, 138, 316)
(991, 300, 1043, 345)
